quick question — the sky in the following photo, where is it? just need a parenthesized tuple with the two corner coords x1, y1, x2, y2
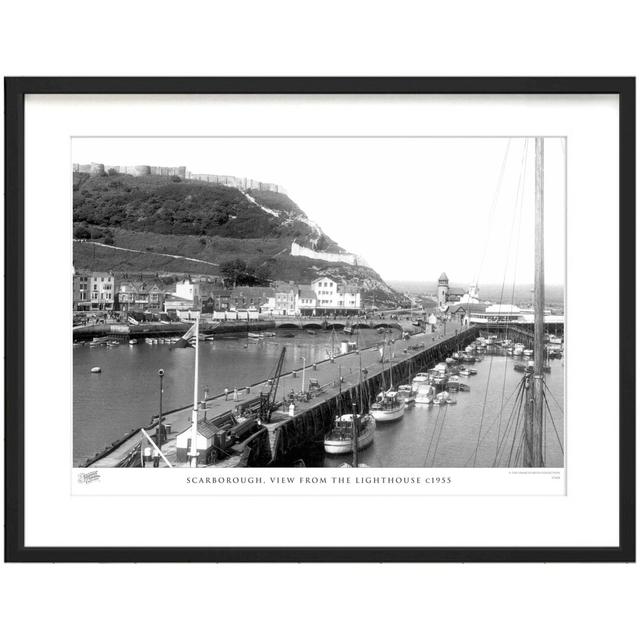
(73, 136, 565, 287)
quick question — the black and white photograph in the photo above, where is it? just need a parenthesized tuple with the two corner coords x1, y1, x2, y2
(72, 136, 565, 473)
(6, 77, 632, 563)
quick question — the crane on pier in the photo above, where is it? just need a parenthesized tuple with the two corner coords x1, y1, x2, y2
(259, 346, 286, 423)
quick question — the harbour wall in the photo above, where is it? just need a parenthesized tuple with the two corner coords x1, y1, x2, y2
(259, 328, 479, 466)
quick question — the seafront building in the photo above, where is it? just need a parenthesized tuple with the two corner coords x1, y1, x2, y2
(72, 269, 115, 311)
(73, 270, 363, 319)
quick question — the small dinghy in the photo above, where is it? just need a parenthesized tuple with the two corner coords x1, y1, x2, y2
(90, 366, 102, 373)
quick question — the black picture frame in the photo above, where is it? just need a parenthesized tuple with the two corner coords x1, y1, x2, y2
(4, 77, 635, 563)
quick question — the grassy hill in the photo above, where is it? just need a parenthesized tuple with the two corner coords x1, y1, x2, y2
(73, 172, 406, 306)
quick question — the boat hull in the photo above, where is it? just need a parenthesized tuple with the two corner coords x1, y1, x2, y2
(371, 405, 405, 422)
(324, 415, 376, 454)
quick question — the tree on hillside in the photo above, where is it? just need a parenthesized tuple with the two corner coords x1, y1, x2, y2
(219, 258, 272, 287)
(73, 223, 91, 240)
(220, 258, 248, 287)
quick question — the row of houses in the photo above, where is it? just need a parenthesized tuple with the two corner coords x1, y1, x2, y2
(72, 271, 363, 318)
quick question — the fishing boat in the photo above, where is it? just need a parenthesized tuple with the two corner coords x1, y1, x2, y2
(324, 413, 376, 454)
(370, 390, 405, 422)
(397, 384, 416, 406)
(324, 355, 376, 455)
(370, 339, 405, 422)
(411, 373, 430, 392)
(415, 383, 435, 404)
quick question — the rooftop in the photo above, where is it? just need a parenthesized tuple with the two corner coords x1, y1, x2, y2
(484, 304, 522, 314)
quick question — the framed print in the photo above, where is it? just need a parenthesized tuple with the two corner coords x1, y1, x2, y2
(4, 77, 635, 562)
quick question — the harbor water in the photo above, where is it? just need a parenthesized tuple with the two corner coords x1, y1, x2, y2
(73, 329, 388, 465)
(74, 331, 564, 468)
(320, 347, 564, 468)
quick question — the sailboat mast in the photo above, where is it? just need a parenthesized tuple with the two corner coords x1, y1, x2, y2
(531, 136, 545, 466)
(189, 313, 200, 467)
(524, 137, 545, 467)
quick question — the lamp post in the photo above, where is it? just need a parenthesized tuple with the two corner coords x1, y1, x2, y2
(157, 368, 165, 445)
(203, 386, 209, 420)
(301, 356, 306, 395)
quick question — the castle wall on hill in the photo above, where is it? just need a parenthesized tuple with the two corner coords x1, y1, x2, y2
(186, 172, 284, 193)
(290, 241, 368, 268)
(72, 163, 283, 193)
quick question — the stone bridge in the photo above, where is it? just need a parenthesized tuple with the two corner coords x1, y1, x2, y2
(272, 318, 405, 331)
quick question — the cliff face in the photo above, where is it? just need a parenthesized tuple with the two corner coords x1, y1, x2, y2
(72, 171, 405, 305)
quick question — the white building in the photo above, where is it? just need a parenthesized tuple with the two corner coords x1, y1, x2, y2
(295, 286, 318, 316)
(310, 277, 361, 314)
(175, 278, 201, 305)
(88, 272, 115, 310)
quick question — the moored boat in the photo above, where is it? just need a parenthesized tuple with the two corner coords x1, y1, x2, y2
(324, 413, 376, 454)
(411, 372, 430, 392)
(370, 390, 405, 422)
(397, 384, 416, 406)
(433, 391, 451, 405)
